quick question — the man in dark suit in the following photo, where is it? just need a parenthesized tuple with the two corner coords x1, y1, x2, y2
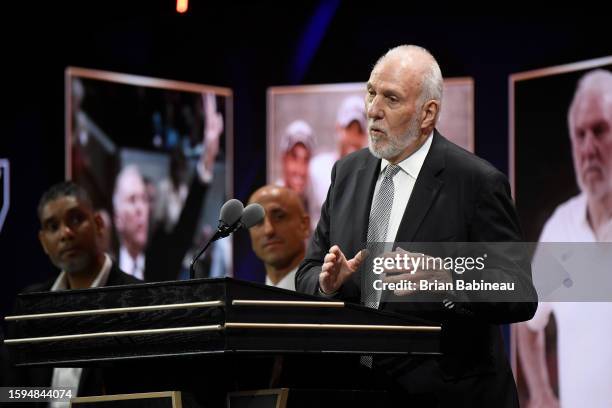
(296, 45, 537, 407)
(5, 181, 140, 405)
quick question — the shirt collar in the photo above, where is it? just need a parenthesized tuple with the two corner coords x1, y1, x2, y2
(119, 246, 145, 279)
(379, 131, 433, 179)
(265, 267, 297, 291)
(51, 253, 112, 291)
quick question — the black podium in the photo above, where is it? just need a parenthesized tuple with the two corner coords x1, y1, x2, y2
(4, 278, 441, 407)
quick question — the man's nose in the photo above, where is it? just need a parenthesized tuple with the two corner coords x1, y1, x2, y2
(135, 200, 147, 215)
(263, 218, 275, 236)
(60, 223, 75, 240)
(367, 96, 383, 120)
(582, 131, 598, 156)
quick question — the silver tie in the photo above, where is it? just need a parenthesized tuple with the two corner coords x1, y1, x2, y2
(361, 164, 400, 368)
(363, 164, 401, 309)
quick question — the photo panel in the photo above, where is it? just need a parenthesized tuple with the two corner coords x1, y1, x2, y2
(66, 67, 233, 281)
(510, 56, 612, 408)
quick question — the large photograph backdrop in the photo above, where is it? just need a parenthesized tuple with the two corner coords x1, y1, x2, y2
(510, 56, 612, 408)
(66, 68, 233, 281)
(267, 79, 474, 229)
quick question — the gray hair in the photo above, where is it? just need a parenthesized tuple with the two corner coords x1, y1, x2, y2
(568, 69, 612, 133)
(375, 45, 443, 123)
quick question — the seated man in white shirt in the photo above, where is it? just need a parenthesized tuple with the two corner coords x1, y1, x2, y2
(6, 181, 141, 407)
(247, 185, 310, 290)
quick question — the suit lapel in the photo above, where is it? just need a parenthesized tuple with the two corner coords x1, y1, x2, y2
(355, 153, 381, 244)
(396, 131, 446, 242)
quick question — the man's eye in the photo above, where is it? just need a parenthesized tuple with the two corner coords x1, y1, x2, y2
(593, 123, 608, 138)
(46, 222, 59, 232)
(68, 213, 85, 227)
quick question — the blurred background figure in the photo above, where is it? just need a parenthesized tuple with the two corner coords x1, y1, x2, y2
(309, 95, 367, 229)
(517, 69, 612, 408)
(154, 147, 189, 234)
(113, 165, 150, 280)
(112, 93, 223, 282)
(276, 119, 314, 210)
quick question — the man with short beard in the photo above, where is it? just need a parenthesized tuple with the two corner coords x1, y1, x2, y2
(6, 181, 140, 407)
(296, 45, 537, 407)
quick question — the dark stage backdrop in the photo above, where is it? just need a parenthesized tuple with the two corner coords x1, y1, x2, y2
(1, 6, 610, 327)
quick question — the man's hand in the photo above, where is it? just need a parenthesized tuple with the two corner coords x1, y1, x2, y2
(319, 245, 366, 295)
(381, 247, 452, 296)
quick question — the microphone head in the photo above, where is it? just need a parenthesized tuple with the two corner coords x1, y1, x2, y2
(240, 203, 265, 229)
(219, 199, 244, 226)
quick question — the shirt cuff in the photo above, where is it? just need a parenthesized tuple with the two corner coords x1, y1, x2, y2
(318, 286, 338, 298)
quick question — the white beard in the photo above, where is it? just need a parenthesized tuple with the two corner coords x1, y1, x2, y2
(368, 113, 421, 160)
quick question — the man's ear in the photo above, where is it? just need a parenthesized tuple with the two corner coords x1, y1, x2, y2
(38, 230, 49, 255)
(93, 212, 105, 237)
(420, 100, 440, 131)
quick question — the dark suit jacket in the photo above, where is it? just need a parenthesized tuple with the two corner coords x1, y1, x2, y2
(4, 262, 141, 405)
(296, 131, 537, 407)
(144, 173, 208, 282)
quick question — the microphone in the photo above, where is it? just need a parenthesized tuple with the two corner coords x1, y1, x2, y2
(189, 199, 244, 279)
(239, 203, 265, 229)
(218, 199, 244, 232)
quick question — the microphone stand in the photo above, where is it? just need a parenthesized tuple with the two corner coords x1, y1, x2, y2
(189, 220, 241, 279)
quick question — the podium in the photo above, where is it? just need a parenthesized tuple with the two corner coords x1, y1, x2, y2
(4, 278, 441, 406)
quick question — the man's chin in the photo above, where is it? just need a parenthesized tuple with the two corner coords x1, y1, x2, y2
(56, 255, 91, 275)
(262, 253, 289, 267)
(369, 142, 400, 160)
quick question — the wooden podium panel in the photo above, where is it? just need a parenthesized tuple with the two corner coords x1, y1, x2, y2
(5, 278, 441, 367)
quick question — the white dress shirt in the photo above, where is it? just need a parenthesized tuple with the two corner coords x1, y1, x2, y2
(265, 267, 297, 291)
(319, 133, 433, 298)
(49, 254, 112, 408)
(370, 132, 433, 244)
(119, 246, 145, 281)
(527, 193, 612, 408)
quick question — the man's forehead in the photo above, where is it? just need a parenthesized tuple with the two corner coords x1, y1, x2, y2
(250, 188, 300, 209)
(287, 143, 310, 159)
(573, 94, 611, 124)
(118, 176, 145, 195)
(41, 196, 83, 220)
(369, 61, 415, 92)
(251, 189, 286, 205)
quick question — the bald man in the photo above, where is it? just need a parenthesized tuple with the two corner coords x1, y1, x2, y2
(248, 185, 310, 290)
(296, 45, 536, 407)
